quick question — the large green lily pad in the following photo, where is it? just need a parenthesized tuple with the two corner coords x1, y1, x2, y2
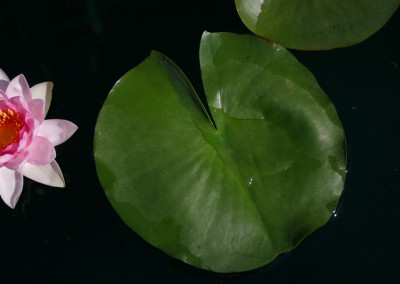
(94, 32, 346, 272)
(235, 0, 400, 50)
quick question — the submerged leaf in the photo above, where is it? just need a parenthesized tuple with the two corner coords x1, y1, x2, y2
(94, 32, 346, 272)
(235, 0, 400, 50)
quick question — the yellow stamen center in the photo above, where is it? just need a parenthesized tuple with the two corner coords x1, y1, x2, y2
(0, 108, 24, 150)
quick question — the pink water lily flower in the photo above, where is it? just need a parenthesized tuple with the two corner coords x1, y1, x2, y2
(0, 68, 77, 209)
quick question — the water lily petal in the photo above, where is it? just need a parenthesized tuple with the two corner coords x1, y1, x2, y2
(22, 160, 65, 187)
(0, 90, 9, 100)
(37, 119, 78, 146)
(0, 68, 10, 92)
(5, 74, 32, 102)
(0, 167, 23, 208)
(0, 153, 13, 165)
(15, 119, 35, 151)
(30, 82, 53, 117)
(0, 68, 10, 81)
(26, 136, 56, 166)
(28, 99, 45, 123)
(3, 151, 29, 170)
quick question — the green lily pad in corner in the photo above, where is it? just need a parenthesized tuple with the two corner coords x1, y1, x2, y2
(94, 32, 346, 272)
(235, 0, 400, 50)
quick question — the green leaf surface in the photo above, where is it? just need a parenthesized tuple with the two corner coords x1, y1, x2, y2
(94, 32, 346, 272)
(235, 0, 400, 50)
